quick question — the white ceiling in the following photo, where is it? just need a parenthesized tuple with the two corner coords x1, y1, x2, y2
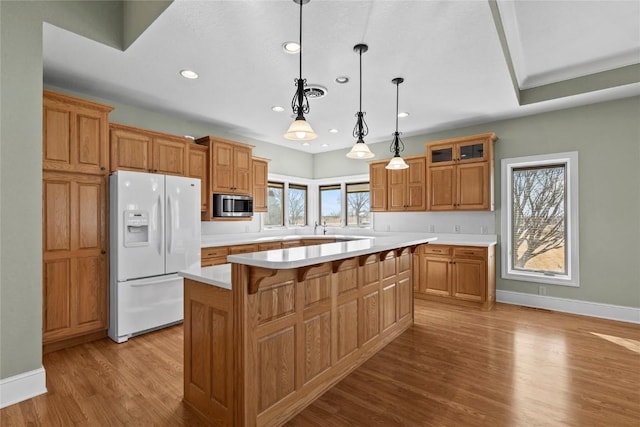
(43, 0, 640, 154)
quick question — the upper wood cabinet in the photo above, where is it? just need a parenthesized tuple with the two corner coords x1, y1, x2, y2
(252, 157, 269, 212)
(188, 143, 208, 212)
(109, 123, 189, 176)
(197, 136, 253, 196)
(43, 90, 112, 175)
(369, 162, 388, 212)
(43, 171, 108, 349)
(425, 133, 496, 211)
(369, 155, 426, 212)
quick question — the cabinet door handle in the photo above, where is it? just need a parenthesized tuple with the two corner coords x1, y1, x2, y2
(101, 250, 106, 255)
(100, 166, 106, 171)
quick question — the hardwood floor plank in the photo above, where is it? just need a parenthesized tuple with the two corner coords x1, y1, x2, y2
(2, 300, 638, 426)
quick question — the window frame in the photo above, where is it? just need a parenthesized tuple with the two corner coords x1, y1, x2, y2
(265, 181, 285, 227)
(346, 182, 371, 227)
(319, 184, 343, 227)
(501, 151, 579, 287)
(287, 183, 308, 227)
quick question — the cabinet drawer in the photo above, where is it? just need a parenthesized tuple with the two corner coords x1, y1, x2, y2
(202, 256, 227, 267)
(202, 247, 229, 258)
(229, 244, 259, 255)
(258, 242, 282, 251)
(453, 247, 486, 258)
(423, 245, 451, 256)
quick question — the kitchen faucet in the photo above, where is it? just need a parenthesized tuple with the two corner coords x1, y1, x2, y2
(314, 221, 328, 235)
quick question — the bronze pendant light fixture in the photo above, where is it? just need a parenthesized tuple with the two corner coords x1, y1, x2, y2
(346, 43, 375, 159)
(386, 77, 409, 169)
(284, 0, 318, 141)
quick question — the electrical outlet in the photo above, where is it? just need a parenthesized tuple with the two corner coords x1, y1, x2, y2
(428, 225, 435, 233)
(480, 226, 488, 235)
(539, 286, 547, 296)
(454, 225, 461, 233)
(386, 224, 391, 232)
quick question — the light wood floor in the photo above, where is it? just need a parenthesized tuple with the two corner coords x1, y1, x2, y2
(2, 300, 639, 426)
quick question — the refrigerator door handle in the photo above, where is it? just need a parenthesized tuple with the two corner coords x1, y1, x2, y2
(157, 192, 163, 256)
(167, 194, 173, 254)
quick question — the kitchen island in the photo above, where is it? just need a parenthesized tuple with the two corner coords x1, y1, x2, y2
(179, 234, 436, 426)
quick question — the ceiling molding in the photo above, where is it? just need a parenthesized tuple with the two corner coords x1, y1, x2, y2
(520, 63, 640, 105)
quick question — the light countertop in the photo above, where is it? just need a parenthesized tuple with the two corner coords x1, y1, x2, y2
(201, 232, 497, 249)
(226, 234, 438, 269)
(180, 263, 232, 289)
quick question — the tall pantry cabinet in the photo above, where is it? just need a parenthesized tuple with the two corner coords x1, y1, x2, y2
(42, 90, 112, 352)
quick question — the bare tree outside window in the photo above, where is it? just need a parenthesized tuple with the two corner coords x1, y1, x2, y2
(320, 185, 342, 226)
(346, 182, 370, 226)
(511, 165, 566, 274)
(266, 182, 284, 226)
(288, 185, 307, 226)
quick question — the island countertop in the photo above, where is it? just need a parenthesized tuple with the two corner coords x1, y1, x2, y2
(226, 233, 438, 269)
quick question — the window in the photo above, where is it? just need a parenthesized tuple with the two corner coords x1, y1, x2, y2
(319, 185, 342, 226)
(288, 184, 307, 226)
(501, 152, 579, 286)
(265, 182, 284, 227)
(346, 182, 370, 227)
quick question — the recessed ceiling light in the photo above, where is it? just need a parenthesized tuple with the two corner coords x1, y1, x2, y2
(329, 128, 338, 133)
(302, 142, 310, 146)
(398, 112, 410, 118)
(335, 76, 349, 84)
(271, 106, 285, 112)
(180, 69, 199, 79)
(321, 143, 329, 147)
(282, 41, 300, 54)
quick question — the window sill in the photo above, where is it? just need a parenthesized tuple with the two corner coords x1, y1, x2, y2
(502, 270, 579, 287)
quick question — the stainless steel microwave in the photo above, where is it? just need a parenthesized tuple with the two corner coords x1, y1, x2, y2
(213, 194, 253, 217)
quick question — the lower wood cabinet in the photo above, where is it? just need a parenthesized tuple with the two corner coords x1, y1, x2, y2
(201, 246, 229, 267)
(42, 172, 108, 351)
(415, 244, 495, 310)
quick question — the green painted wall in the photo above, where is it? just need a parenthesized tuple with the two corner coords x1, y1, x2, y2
(315, 97, 640, 308)
(0, 0, 123, 380)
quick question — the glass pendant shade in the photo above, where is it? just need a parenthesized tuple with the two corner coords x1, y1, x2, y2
(346, 140, 375, 159)
(285, 118, 317, 141)
(386, 154, 409, 169)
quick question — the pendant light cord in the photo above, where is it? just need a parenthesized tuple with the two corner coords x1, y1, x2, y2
(299, 0, 302, 80)
(359, 49, 363, 111)
(395, 81, 399, 132)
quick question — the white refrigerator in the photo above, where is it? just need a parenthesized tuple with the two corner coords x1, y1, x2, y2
(108, 171, 201, 343)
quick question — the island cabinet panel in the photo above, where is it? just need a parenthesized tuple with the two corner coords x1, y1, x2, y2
(183, 279, 234, 426)
(304, 311, 332, 382)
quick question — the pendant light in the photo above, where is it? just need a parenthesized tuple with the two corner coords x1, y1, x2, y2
(386, 77, 409, 169)
(284, 0, 317, 141)
(346, 44, 374, 159)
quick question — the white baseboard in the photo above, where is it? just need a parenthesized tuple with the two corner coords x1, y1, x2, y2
(0, 367, 47, 409)
(497, 290, 640, 324)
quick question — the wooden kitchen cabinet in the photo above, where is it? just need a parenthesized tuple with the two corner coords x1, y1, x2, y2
(426, 133, 496, 211)
(201, 246, 229, 267)
(110, 123, 189, 176)
(42, 171, 108, 351)
(369, 155, 426, 212)
(43, 90, 112, 175)
(188, 143, 208, 212)
(369, 162, 388, 211)
(252, 157, 269, 212)
(415, 244, 495, 310)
